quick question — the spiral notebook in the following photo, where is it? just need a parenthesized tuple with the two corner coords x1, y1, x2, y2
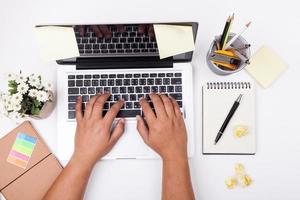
(202, 82, 255, 154)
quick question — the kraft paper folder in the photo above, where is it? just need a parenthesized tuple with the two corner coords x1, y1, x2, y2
(0, 121, 62, 200)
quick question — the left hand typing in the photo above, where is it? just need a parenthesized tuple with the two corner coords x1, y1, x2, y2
(72, 93, 125, 166)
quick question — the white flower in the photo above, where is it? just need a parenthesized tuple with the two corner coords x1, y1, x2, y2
(36, 91, 49, 102)
(42, 81, 52, 91)
(11, 93, 23, 104)
(4, 96, 14, 111)
(0, 96, 9, 117)
(12, 103, 21, 112)
(8, 111, 22, 122)
(15, 73, 26, 84)
(17, 83, 29, 94)
(28, 89, 39, 98)
(7, 73, 16, 81)
(28, 74, 41, 88)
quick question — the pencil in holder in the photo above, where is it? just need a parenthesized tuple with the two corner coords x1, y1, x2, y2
(206, 33, 251, 75)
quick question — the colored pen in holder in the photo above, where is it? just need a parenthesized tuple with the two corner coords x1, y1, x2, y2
(207, 33, 251, 75)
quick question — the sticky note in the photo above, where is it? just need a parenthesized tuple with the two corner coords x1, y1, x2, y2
(154, 24, 195, 59)
(246, 45, 288, 88)
(7, 133, 37, 169)
(34, 26, 79, 62)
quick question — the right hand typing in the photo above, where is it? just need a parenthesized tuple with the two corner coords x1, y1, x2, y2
(136, 94, 188, 161)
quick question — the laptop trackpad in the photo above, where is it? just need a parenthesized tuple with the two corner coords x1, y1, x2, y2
(105, 120, 154, 159)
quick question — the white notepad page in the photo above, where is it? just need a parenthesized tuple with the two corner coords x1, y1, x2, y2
(202, 82, 255, 154)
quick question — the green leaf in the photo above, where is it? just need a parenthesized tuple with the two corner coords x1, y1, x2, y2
(33, 99, 41, 107)
(8, 80, 18, 94)
(31, 105, 40, 116)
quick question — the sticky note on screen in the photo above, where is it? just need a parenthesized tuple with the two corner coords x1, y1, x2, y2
(153, 24, 195, 59)
(34, 26, 79, 62)
(246, 45, 288, 88)
(7, 133, 37, 169)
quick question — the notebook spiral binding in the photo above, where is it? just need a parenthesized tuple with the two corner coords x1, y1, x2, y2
(207, 82, 251, 90)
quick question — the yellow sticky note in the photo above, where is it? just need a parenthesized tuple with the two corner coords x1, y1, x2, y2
(246, 45, 288, 88)
(154, 24, 195, 59)
(35, 26, 79, 62)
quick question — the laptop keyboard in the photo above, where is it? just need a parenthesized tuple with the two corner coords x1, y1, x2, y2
(67, 72, 183, 119)
(74, 25, 159, 56)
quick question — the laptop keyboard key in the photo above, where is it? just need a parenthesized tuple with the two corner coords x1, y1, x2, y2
(159, 86, 166, 93)
(68, 95, 78, 102)
(93, 74, 100, 79)
(76, 75, 83, 79)
(135, 86, 142, 93)
(134, 102, 141, 108)
(96, 87, 103, 93)
(128, 87, 134, 93)
(68, 88, 79, 94)
(108, 80, 115, 86)
(92, 80, 99, 86)
(167, 86, 174, 92)
(143, 86, 150, 93)
(68, 75, 75, 79)
(147, 79, 154, 85)
(171, 78, 182, 85)
(116, 79, 122, 86)
(169, 93, 182, 100)
(175, 86, 182, 92)
(131, 79, 138, 85)
(120, 87, 126, 93)
(163, 78, 170, 85)
(175, 73, 182, 77)
(68, 80, 75, 87)
(80, 88, 87, 94)
(122, 94, 128, 101)
(68, 103, 76, 110)
(126, 102, 133, 109)
(100, 80, 107, 86)
(124, 79, 130, 85)
(151, 86, 158, 93)
(116, 110, 141, 118)
(114, 94, 121, 101)
(68, 111, 76, 119)
(155, 78, 162, 85)
(75, 80, 83, 87)
(84, 80, 91, 86)
(139, 79, 146, 85)
(112, 87, 119, 93)
(104, 87, 111, 93)
(82, 95, 89, 102)
(130, 94, 137, 101)
(88, 87, 95, 94)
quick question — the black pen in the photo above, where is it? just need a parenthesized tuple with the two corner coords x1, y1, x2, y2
(214, 94, 243, 145)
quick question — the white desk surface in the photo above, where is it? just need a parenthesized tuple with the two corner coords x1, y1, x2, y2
(1, 0, 300, 199)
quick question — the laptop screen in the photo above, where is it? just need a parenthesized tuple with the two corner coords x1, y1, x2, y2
(51, 22, 198, 65)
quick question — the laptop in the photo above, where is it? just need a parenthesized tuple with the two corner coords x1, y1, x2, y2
(56, 22, 198, 160)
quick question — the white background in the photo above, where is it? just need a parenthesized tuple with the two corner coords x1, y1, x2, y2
(1, 0, 300, 199)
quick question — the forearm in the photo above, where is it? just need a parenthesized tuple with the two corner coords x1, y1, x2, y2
(43, 156, 94, 200)
(162, 158, 195, 200)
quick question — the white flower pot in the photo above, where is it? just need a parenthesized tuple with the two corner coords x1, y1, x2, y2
(30, 92, 55, 120)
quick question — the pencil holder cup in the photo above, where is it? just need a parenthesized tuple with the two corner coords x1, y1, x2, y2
(206, 33, 251, 75)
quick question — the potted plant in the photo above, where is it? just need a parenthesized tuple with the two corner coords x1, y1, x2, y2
(0, 72, 54, 122)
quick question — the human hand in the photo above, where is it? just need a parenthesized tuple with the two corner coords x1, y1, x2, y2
(72, 93, 125, 166)
(138, 24, 155, 38)
(76, 24, 155, 38)
(136, 94, 187, 161)
(77, 25, 115, 38)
